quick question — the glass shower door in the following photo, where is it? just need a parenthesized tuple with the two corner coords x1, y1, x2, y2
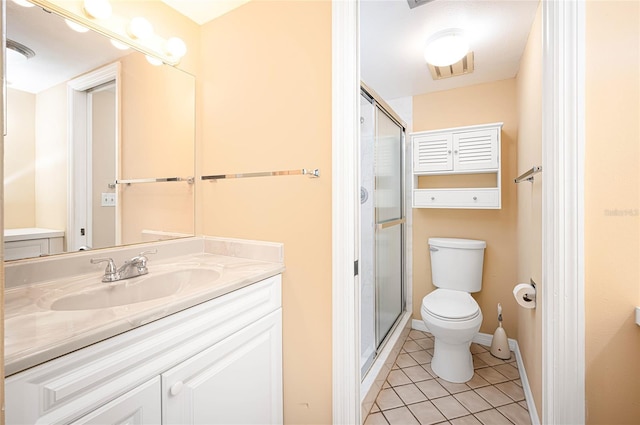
(374, 107, 404, 348)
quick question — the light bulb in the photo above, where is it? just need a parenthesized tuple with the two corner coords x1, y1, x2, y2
(128, 17, 154, 40)
(146, 55, 163, 66)
(424, 29, 469, 67)
(65, 19, 90, 33)
(110, 39, 130, 50)
(83, 0, 112, 20)
(165, 37, 187, 59)
(11, 0, 35, 7)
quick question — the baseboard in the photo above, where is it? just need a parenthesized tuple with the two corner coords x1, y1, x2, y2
(411, 321, 540, 425)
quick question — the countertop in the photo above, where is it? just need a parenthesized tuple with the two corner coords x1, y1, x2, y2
(5, 237, 285, 376)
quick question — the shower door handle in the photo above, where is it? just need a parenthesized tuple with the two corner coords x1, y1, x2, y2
(376, 218, 405, 230)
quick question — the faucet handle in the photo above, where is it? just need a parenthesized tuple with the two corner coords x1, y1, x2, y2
(90, 257, 119, 282)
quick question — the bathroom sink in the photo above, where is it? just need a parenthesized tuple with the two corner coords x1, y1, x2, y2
(48, 268, 221, 311)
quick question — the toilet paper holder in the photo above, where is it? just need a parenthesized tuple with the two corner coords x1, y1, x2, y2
(523, 279, 537, 302)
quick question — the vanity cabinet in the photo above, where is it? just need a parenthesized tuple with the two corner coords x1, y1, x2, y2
(412, 123, 503, 209)
(6, 275, 283, 425)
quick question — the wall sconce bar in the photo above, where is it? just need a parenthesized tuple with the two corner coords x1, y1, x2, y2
(26, 0, 181, 65)
(201, 168, 320, 180)
(114, 176, 194, 186)
(514, 166, 542, 183)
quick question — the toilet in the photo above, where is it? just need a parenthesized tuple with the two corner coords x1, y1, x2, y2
(421, 237, 486, 383)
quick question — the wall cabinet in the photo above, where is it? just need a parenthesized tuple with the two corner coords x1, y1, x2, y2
(411, 123, 503, 209)
(6, 275, 283, 425)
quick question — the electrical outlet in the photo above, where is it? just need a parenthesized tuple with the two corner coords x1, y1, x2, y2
(101, 192, 116, 207)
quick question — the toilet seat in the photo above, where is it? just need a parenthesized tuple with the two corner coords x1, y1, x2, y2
(422, 289, 480, 322)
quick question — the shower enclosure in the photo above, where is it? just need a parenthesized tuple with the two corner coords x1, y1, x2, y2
(360, 87, 406, 376)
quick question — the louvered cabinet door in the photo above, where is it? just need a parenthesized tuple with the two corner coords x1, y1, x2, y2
(413, 133, 453, 173)
(452, 128, 499, 172)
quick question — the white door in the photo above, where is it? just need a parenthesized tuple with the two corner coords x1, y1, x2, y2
(162, 310, 283, 425)
(71, 377, 161, 425)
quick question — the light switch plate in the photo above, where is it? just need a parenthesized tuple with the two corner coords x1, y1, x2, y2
(101, 192, 116, 207)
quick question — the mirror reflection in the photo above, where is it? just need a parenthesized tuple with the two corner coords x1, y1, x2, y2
(4, 1, 196, 260)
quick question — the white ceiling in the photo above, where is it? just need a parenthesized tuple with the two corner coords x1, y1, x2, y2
(360, 0, 539, 101)
(9, 0, 538, 97)
(6, 0, 248, 94)
(160, 0, 250, 25)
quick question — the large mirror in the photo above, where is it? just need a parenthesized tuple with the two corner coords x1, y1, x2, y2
(4, 0, 196, 260)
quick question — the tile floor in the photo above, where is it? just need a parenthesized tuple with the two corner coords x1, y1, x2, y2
(365, 330, 531, 425)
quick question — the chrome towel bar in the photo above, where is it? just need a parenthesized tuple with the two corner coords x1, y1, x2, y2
(113, 177, 195, 186)
(514, 166, 542, 183)
(201, 168, 320, 180)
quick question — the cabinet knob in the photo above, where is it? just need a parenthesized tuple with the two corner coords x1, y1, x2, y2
(431, 197, 435, 201)
(170, 381, 184, 396)
(473, 196, 478, 201)
(454, 150, 459, 154)
(447, 150, 452, 154)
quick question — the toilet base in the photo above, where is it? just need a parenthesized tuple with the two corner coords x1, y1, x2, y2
(431, 339, 474, 383)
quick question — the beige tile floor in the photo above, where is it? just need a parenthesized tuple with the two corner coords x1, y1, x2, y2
(365, 330, 531, 425)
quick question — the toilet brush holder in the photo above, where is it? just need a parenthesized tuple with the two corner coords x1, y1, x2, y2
(490, 303, 511, 360)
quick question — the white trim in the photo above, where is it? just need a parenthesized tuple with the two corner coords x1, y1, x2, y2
(542, 1, 585, 424)
(411, 321, 540, 425)
(331, 1, 360, 424)
(67, 62, 121, 251)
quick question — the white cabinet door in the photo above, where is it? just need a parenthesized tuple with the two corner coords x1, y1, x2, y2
(71, 378, 161, 425)
(452, 128, 498, 172)
(162, 310, 283, 425)
(413, 133, 453, 173)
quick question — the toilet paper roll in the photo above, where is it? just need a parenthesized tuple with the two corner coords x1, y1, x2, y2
(513, 283, 536, 309)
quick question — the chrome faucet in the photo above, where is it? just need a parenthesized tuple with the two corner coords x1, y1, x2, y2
(91, 249, 157, 282)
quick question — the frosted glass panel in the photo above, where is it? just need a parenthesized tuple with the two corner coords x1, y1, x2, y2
(375, 109, 403, 223)
(376, 224, 403, 346)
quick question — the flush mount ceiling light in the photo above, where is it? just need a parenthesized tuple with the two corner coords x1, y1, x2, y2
(424, 28, 469, 67)
(83, 0, 112, 20)
(6, 39, 36, 64)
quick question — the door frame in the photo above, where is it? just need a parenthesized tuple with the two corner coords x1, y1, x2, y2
(331, 0, 586, 423)
(67, 62, 121, 251)
(541, 1, 585, 424)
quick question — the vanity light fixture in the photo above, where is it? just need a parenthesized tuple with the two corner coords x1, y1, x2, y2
(146, 55, 163, 66)
(128, 17, 154, 40)
(110, 39, 130, 50)
(65, 18, 90, 33)
(83, 0, 112, 20)
(424, 28, 469, 67)
(165, 37, 187, 60)
(10, 0, 35, 7)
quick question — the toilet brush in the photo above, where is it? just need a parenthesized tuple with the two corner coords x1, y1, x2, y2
(490, 303, 511, 360)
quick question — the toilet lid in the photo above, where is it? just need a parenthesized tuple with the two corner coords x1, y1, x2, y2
(423, 289, 480, 321)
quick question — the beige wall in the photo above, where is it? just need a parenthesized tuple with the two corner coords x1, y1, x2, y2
(412, 79, 519, 338)
(119, 52, 196, 244)
(585, 1, 640, 423)
(4, 88, 36, 229)
(34, 83, 68, 233)
(515, 3, 542, 419)
(198, 1, 333, 423)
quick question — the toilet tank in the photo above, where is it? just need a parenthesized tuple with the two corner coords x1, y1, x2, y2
(429, 238, 486, 293)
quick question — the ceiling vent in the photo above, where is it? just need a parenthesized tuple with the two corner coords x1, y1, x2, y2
(428, 52, 474, 80)
(407, 0, 437, 9)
